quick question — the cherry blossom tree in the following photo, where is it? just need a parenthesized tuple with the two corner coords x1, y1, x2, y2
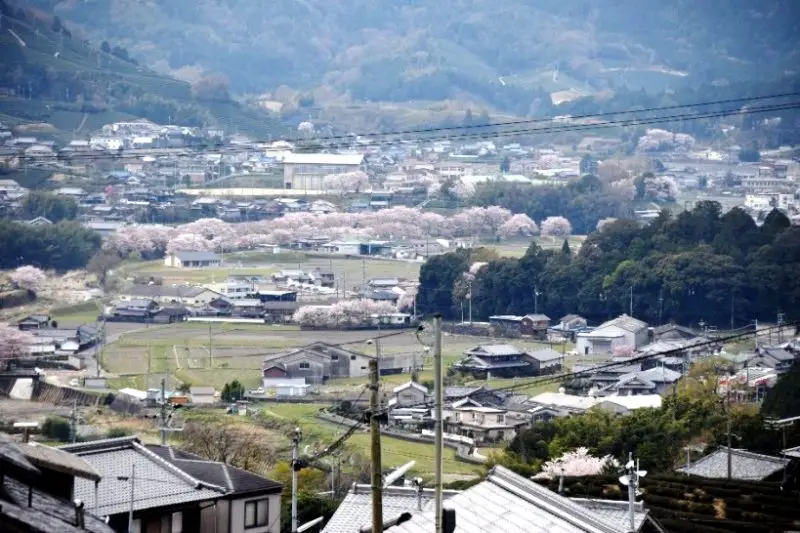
(323, 171, 369, 194)
(166, 233, 212, 254)
(293, 300, 397, 328)
(613, 345, 635, 357)
(452, 180, 475, 199)
(297, 121, 314, 135)
(482, 206, 513, 239)
(10, 266, 47, 291)
(533, 448, 619, 480)
(540, 216, 573, 237)
(0, 326, 33, 366)
(499, 214, 539, 239)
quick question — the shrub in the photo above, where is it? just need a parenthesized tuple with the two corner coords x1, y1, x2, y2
(41, 416, 71, 442)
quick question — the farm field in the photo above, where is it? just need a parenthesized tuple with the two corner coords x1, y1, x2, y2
(123, 253, 421, 288)
(101, 322, 568, 394)
(488, 235, 586, 258)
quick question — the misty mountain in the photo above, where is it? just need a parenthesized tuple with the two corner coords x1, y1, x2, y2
(21, 0, 800, 112)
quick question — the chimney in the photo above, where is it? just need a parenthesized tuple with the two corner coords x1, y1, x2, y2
(442, 506, 456, 533)
(74, 499, 85, 529)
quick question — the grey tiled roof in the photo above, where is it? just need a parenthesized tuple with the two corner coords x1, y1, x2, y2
(466, 344, 523, 356)
(387, 466, 648, 533)
(598, 314, 648, 333)
(322, 484, 460, 533)
(173, 251, 220, 262)
(124, 284, 213, 298)
(676, 446, 789, 480)
(20, 442, 101, 481)
(145, 445, 282, 495)
(527, 348, 565, 362)
(60, 437, 225, 516)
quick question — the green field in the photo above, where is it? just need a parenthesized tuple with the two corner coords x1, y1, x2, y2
(123, 254, 421, 286)
(258, 404, 482, 475)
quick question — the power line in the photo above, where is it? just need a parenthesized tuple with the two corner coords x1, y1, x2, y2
(15, 99, 800, 163)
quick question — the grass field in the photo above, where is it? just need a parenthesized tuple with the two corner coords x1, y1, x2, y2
(102, 323, 569, 396)
(257, 404, 482, 475)
(123, 254, 421, 288)
(488, 236, 586, 258)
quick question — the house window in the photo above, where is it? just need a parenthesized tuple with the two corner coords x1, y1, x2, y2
(245, 498, 269, 528)
(299, 362, 310, 369)
(496, 414, 505, 424)
(331, 355, 339, 361)
(351, 355, 357, 361)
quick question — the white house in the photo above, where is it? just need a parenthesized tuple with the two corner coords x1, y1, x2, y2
(164, 251, 221, 269)
(576, 314, 648, 356)
(261, 378, 310, 397)
(189, 386, 217, 405)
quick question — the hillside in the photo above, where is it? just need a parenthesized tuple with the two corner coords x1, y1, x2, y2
(0, 1, 286, 138)
(21, 0, 800, 114)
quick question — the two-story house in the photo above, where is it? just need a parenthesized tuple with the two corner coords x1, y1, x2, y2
(391, 381, 429, 407)
(444, 406, 529, 443)
(61, 436, 282, 533)
(451, 344, 534, 378)
(261, 342, 373, 385)
(576, 314, 648, 356)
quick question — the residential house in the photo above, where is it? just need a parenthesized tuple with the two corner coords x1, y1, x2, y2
(527, 348, 565, 375)
(576, 314, 649, 355)
(83, 221, 126, 237)
(254, 290, 298, 303)
(549, 314, 589, 340)
(25, 216, 53, 226)
(597, 367, 682, 396)
(444, 385, 506, 406)
(676, 446, 791, 481)
(271, 269, 312, 284)
(60, 437, 283, 533)
(521, 314, 551, 337)
(107, 299, 160, 321)
(488, 314, 550, 338)
(164, 251, 221, 269)
(282, 152, 364, 191)
(311, 268, 335, 288)
(577, 363, 643, 390)
(16, 314, 51, 330)
(261, 342, 373, 385)
(391, 381, 429, 407)
(321, 483, 461, 533)
(0, 435, 114, 533)
(754, 346, 796, 373)
(444, 406, 530, 443)
(118, 285, 222, 307)
(189, 386, 216, 405)
(451, 344, 533, 378)
(386, 465, 652, 533)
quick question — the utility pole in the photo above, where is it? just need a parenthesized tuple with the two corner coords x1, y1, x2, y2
(433, 314, 444, 533)
(368, 359, 383, 533)
(291, 427, 301, 533)
(127, 465, 135, 533)
(534, 286, 541, 316)
(753, 319, 759, 349)
(726, 375, 732, 480)
(658, 289, 664, 325)
(629, 285, 633, 317)
(160, 378, 168, 445)
(467, 281, 473, 324)
(730, 292, 735, 330)
(70, 400, 78, 444)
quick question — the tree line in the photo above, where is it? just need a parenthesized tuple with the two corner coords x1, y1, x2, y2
(0, 220, 101, 271)
(469, 176, 632, 235)
(419, 201, 800, 327)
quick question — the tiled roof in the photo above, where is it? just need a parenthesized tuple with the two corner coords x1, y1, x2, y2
(21, 442, 101, 481)
(676, 446, 789, 481)
(145, 445, 282, 495)
(60, 437, 225, 516)
(2, 476, 114, 533)
(466, 344, 523, 356)
(124, 284, 214, 298)
(322, 484, 460, 533)
(527, 348, 565, 362)
(597, 314, 648, 333)
(387, 466, 648, 533)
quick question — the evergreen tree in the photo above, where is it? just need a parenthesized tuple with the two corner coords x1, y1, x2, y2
(51, 15, 61, 33)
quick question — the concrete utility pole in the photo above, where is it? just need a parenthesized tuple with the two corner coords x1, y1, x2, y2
(369, 359, 383, 533)
(433, 314, 444, 533)
(291, 427, 302, 533)
(534, 286, 541, 316)
(70, 400, 78, 444)
(160, 378, 168, 445)
(629, 285, 633, 317)
(726, 375, 732, 480)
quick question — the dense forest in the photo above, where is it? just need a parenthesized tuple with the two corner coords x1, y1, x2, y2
(22, 0, 800, 111)
(0, 220, 101, 270)
(418, 202, 800, 327)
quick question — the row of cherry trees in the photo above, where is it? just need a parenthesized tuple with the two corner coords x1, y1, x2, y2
(103, 208, 575, 258)
(292, 299, 397, 328)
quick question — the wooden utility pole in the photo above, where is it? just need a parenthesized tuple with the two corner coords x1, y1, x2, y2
(291, 427, 301, 533)
(433, 313, 444, 533)
(368, 359, 383, 533)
